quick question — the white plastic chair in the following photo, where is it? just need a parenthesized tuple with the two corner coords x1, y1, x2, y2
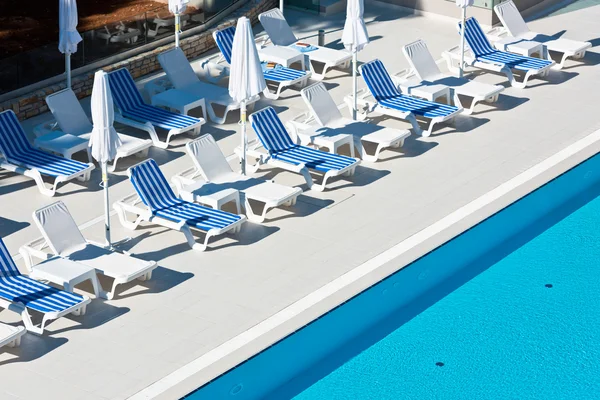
(45, 89, 152, 171)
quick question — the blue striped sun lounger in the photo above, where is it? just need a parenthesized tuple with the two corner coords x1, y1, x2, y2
(249, 107, 359, 191)
(0, 110, 94, 197)
(107, 68, 205, 149)
(212, 26, 311, 99)
(457, 17, 554, 88)
(0, 237, 90, 335)
(114, 159, 246, 251)
(358, 60, 462, 137)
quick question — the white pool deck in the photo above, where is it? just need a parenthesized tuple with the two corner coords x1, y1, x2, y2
(1, 2, 600, 399)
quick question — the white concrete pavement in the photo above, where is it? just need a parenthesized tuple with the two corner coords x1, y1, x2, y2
(0, 2, 599, 399)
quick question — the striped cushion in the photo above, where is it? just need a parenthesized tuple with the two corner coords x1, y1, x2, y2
(250, 107, 296, 153)
(106, 69, 145, 112)
(462, 17, 553, 71)
(214, 26, 306, 83)
(214, 26, 236, 64)
(361, 60, 459, 119)
(264, 67, 306, 83)
(0, 238, 85, 313)
(251, 107, 356, 173)
(122, 104, 201, 131)
(0, 237, 19, 277)
(0, 111, 89, 177)
(129, 159, 241, 231)
(272, 146, 356, 173)
(107, 69, 202, 131)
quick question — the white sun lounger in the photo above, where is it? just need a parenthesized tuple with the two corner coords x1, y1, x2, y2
(258, 8, 351, 80)
(145, 13, 189, 38)
(205, 25, 312, 99)
(114, 159, 246, 251)
(0, 323, 25, 349)
(399, 40, 504, 115)
(173, 134, 302, 223)
(247, 107, 359, 191)
(20, 201, 158, 300)
(0, 237, 90, 335)
(442, 17, 554, 89)
(288, 83, 410, 162)
(0, 110, 94, 197)
(157, 47, 260, 124)
(96, 22, 141, 45)
(45, 89, 152, 172)
(107, 68, 205, 149)
(350, 59, 462, 137)
(493, 0, 591, 70)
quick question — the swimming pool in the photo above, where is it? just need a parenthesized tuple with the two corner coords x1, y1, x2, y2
(185, 152, 600, 399)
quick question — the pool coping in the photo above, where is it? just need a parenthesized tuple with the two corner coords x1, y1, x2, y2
(130, 127, 600, 400)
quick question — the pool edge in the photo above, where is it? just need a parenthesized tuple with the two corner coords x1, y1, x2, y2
(130, 127, 600, 400)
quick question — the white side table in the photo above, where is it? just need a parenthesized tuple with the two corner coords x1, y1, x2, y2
(34, 131, 91, 161)
(144, 76, 172, 99)
(298, 128, 355, 158)
(494, 38, 547, 58)
(151, 88, 208, 120)
(31, 257, 104, 309)
(179, 180, 241, 214)
(404, 83, 451, 104)
(33, 120, 58, 138)
(258, 45, 306, 70)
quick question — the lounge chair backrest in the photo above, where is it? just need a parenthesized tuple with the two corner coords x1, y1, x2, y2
(494, 0, 530, 38)
(0, 110, 33, 158)
(107, 68, 145, 112)
(129, 159, 180, 211)
(33, 201, 88, 256)
(403, 40, 441, 81)
(0, 238, 20, 277)
(186, 134, 233, 182)
(360, 59, 401, 102)
(300, 82, 343, 127)
(213, 26, 235, 65)
(46, 89, 94, 137)
(156, 48, 200, 89)
(250, 107, 296, 153)
(258, 8, 298, 46)
(461, 17, 496, 57)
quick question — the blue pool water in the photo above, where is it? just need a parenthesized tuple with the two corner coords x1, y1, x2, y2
(186, 153, 600, 400)
(294, 186, 600, 399)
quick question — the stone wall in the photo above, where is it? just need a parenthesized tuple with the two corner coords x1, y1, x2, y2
(0, 0, 277, 121)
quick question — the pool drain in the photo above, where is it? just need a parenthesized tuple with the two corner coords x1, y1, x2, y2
(435, 362, 444, 367)
(229, 384, 243, 395)
(545, 284, 553, 288)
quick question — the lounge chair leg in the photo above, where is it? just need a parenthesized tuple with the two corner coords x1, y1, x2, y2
(147, 127, 169, 149)
(360, 141, 385, 163)
(507, 69, 528, 89)
(136, 148, 150, 158)
(206, 102, 229, 125)
(104, 278, 127, 300)
(138, 270, 152, 281)
(109, 156, 121, 173)
(244, 198, 268, 223)
(407, 115, 423, 136)
(19, 308, 43, 335)
(182, 227, 209, 251)
(114, 204, 144, 230)
(23, 168, 60, 196)
(300, 167, 315, 191)
(453, 93, 476, 116)
(555, 53, 570, 70)
(262, 87, 278, 100)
